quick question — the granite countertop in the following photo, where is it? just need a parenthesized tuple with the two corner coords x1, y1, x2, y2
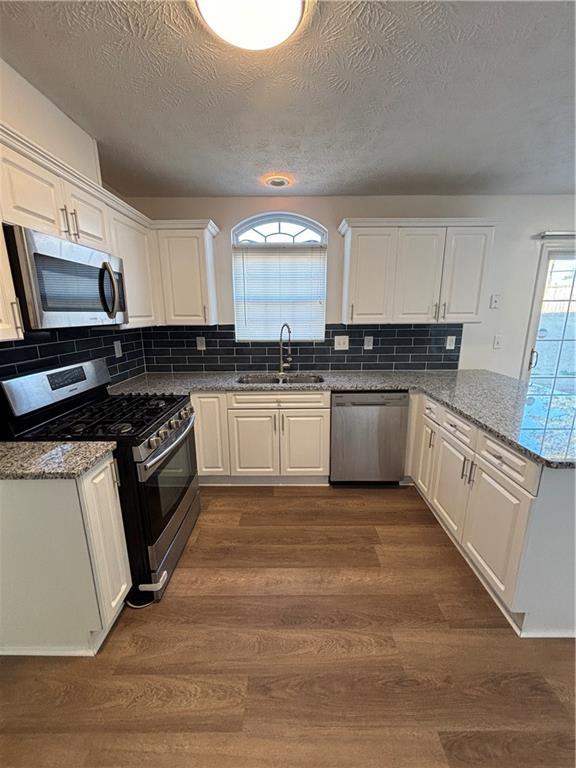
(0, 441, 116, 480)
(109, 369, 576, 469)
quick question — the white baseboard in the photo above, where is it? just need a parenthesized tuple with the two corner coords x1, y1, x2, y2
(199, 476, 330, 486)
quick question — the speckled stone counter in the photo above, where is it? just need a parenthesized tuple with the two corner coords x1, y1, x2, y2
(109, 369, 576, 468)
(0, 441, 116, 480)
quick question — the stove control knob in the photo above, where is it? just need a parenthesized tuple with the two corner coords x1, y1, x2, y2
(158, 428, 170, 441)
(148, 435, 162, 449)
(169, 418, 182, 430)
(179, 407, 190, 420)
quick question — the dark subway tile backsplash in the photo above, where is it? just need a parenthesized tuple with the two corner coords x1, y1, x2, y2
(0, 327, 145, 384)
(141, 323, 462, 373)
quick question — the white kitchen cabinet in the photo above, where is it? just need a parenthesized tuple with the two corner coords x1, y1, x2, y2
(111, 211, 164, 327)
(0, 144, 64, 235)
(0, 454, 131, 655)
(280, 408, 331, 476)
(342, 227, 398, 323)
(461, 457, 532, 607)
(393, 228, 446, 323)
(0, 231, 23, 341)
(191, 392, 230, 476)
(78, 459, 131, 628)
(62, 180, 112, 251)
(228, 409, 280, 476)
(429, 428, 474, 540)
(439, 227, 491, 323)
(415, 415, 437, 499)
(157, 224, 219, 326)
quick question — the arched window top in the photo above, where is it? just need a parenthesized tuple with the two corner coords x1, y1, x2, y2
(232, 212, 327, 247)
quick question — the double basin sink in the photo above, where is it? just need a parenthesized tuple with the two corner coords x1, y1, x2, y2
(237, 373, 324, 385)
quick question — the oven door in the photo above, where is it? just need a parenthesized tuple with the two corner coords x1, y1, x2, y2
(7, 226, 127, 328)
(136, 416, 198, 570)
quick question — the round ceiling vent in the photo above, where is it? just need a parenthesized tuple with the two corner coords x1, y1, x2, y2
(261, 173, 294, 188)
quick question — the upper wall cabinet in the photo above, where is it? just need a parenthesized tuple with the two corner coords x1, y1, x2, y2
(342, 227, 397, 324)
(157, 223, 219, 326)
(111, 211, 164, 328)
(339, 220, 493, 325)
(62, 180, 111, 251)
(0, 145, 64, 235)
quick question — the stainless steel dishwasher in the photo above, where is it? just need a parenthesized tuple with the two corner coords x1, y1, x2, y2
(330, 391, 409, 482)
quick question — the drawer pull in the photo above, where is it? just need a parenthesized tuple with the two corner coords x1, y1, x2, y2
(489, 451, 505, 463)
(461, 456, 468, 480)
(467, 461, 477, 485)
(447, 422, 458, 430)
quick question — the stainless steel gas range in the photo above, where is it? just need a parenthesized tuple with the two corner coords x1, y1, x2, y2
(0, 359, 200, 605)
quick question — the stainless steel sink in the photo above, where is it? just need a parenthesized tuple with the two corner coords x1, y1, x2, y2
(237, 374, 282, 384)
(236, 373, 325, 385)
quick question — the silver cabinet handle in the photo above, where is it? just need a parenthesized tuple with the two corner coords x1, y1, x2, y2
(281, 413, 285, 433)
(203, 305, 207, 323)
(488, 451, 506, 464)
(447, 421, 457, 430)
(461, 456, 468, 480)
(10, 300, 23, 332)
(442, 302, 447, 320)
(60, 205, 71, 236)
(350, 303, 355, 321)
(468, 461, 477, 485)
(273, 413, 277, 432)
(428, 429, 435, 448)
(433, 302, 439, 321)
(139, 570, 168, 592)
(70, 208, 80, 239)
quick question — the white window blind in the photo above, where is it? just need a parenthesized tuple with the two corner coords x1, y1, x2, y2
(233, 247, 327, 341)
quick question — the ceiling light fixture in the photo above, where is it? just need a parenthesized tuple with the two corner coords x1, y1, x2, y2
(196, 0, 304, 51)
(261, 172, 294, 188)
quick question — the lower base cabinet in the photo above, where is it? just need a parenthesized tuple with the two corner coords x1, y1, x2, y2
(228, 409, 280, 476)
(0, 455, 131, 655)
(429, 429, 474, 540)
(280, 409, 331, 476)
(191, 393, 230, 476)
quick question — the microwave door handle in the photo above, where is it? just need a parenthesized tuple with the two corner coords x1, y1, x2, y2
(102, 261, 119, 318)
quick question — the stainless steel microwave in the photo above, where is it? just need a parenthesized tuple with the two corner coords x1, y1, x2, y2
(2, 225, 128, 330)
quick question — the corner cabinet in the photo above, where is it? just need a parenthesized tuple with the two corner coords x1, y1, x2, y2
(339, 219, 493, 325)
(0, 454, 131, 655)
(156, 222, 219, 326)
(190, 393, 230, 476)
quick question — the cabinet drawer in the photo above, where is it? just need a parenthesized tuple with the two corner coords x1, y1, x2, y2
(227, 391, 330, 409)
(440, 409, 478, 449)
(423, 397, 443, 424)
(477, 431, 541, 495)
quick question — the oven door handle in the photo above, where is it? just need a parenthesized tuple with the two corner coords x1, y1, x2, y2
(102, 261, 120, 318)
(141, 415, 195, 476)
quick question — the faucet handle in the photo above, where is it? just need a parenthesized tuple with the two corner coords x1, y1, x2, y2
(282, 362, 291, 369)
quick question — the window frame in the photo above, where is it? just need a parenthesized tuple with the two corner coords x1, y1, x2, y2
(231, 212, 328, 342)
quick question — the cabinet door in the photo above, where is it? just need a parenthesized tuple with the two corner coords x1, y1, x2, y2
(439, 227, 492, 323)
(158, 231, 208, 325)
(347, 228, 398, 323)
(0, 145, 64, 235)
(393, 228, 446, 322)
(228, 409, 280, 476)
(0, 232, 23, 341)
(415, 416, 436, 499)
(64, 181, 111, 250)
(191, 393, 230, 476)
(462, 458, 532, 606)
(280, 408, 330, 476)
(112, 212, 164, 327)
(79, 459, 131, 628)
(429, 429, 473, 541)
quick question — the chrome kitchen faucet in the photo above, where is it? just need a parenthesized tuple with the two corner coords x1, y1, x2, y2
(279, 323, 292, 375)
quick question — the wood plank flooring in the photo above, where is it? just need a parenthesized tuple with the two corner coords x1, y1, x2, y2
(1, 486, 574, 767)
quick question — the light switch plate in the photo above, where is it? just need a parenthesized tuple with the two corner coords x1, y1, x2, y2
(196, 336, 206, 351)
(113, 341, 122, 358)
(364, 336, 374, 350)
(446, 336, 456, 350)
(493, 334, 504, 350)
(489, 294, 501, 310)
(334, 335, 349, 351)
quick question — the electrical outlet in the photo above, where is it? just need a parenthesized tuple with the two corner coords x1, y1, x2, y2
(493, 334, 504, 350)
(196, 336, 206, 351)
(446, 336, 456, 350)
(489, 294, 501, 310)
(364, 336, 374, 350)
(113, 341, 122, 358)
(334, 335, 349, 351)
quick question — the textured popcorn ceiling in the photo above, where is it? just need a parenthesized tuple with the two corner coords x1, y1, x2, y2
(0, 1, 573, 196)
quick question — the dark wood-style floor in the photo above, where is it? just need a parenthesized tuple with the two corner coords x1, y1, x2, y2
(1, 486, 574, 767)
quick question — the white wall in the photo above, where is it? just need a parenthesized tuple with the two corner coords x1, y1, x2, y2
(127, 194, 574, 379)
(0, 59, 101, 183)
